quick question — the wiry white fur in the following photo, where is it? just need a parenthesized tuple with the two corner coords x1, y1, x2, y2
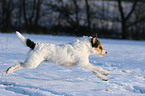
(6, 32, 110, 81)
(16, 31, 27, 45)
(23, 38, 96, 69)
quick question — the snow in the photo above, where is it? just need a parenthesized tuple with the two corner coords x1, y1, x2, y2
(0, 33, 145, 96)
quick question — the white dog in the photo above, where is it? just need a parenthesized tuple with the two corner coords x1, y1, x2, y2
(6, 31, 110, 81)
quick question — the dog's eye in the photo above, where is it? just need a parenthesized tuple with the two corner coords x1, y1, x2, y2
(100, 46, 102, 49)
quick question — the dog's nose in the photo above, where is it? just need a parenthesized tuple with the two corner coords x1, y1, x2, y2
(105, 51, 107, 54)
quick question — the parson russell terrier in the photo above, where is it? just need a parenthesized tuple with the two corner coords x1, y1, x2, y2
(6, 31, 110, 81)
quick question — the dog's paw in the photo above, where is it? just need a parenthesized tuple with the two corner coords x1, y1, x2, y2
(102, 78, 108, 81)
(6, 67, 12, 74)
(103, 71, 110, 76)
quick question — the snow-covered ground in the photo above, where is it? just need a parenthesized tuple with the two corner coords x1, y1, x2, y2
(0, 33, 145, 96)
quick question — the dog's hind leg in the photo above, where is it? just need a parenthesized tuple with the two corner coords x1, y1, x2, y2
(6, 62, 23, 74)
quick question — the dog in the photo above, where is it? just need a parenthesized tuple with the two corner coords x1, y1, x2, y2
(6, 31, 110, 81)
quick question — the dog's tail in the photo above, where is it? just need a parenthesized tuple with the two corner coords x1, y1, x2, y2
(16, 31, 36, 50)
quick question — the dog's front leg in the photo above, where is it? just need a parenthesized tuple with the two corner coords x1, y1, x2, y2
(92, 66, 110, 76)
(81, 63, 110, 76)
(80, 63, 109, 81)
(92, 71, 108, 81)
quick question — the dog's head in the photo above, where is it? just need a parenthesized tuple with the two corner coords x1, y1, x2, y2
(90, 36, 107, 57)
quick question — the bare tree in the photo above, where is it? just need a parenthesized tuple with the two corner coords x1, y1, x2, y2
(0, 0, 144, 39)
(22, 0, 43, 32)
(85, 0, 91, 31)
(73, 0, 79, 27)
(117, 0, 138, 39)
(130, 2, 145, 39)
(0, 0, 14, 32)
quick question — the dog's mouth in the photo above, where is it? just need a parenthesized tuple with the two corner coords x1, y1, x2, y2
(98, 54, 105, 57)
(98, 51, 107, 57)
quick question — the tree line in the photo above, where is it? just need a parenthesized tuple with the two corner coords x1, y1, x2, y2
(0, 0, 145, 40)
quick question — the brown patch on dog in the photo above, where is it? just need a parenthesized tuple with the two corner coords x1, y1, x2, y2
(44, 60, 48, 62)
(91, 36, 100, 48)
(91, 37, 103, 52)
(94, 43, 104, 53)
(91, 36, 107, 56)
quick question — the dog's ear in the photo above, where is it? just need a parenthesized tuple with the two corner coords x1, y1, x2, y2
(91, 35, 100, 48)
(92, 36, 97, 45)
(92, 34, 98, 44)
